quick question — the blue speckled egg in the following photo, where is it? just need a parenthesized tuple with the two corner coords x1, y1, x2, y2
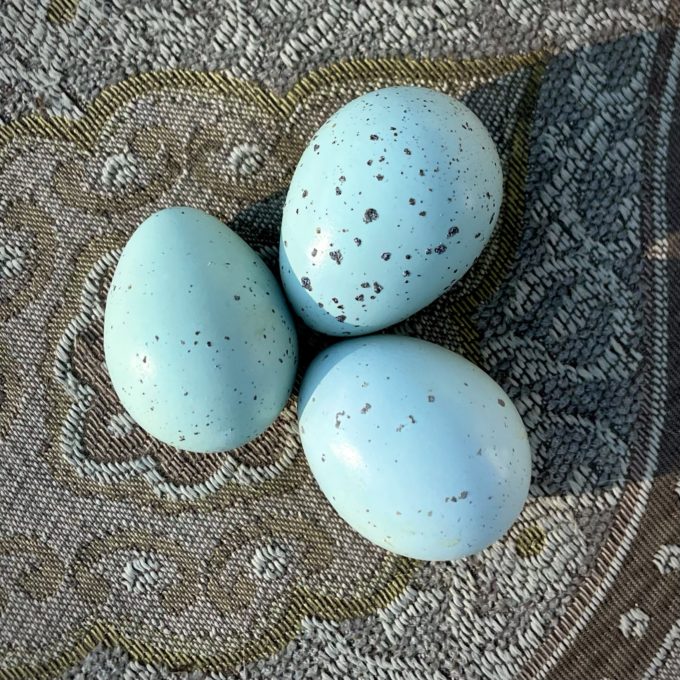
(104, 207, 298, 453)
(280, 86, 502, 336)
(298, 336, 531, 561)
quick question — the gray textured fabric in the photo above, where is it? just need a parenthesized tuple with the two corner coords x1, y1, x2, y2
(0, 1, 670, 120)
(0, 2, 679, 679)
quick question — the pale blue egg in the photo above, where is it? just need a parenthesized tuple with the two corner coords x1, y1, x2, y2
(104, 207, 297, 453)
(298, 336, 530, 561)
(280, 86, 502, 336)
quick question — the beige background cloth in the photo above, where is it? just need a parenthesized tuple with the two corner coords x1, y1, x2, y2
(0, 2, 678, 678)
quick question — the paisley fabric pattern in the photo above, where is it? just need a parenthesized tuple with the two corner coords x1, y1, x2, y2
(0, 2, 679, 678)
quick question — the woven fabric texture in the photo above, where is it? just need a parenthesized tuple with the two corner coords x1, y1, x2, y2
(0, 2, 679, 678)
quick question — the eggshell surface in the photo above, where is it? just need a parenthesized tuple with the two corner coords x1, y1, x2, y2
(104, 207, 297, 453)
(298, 335, 530, 561)
(280, 86, 503, 336)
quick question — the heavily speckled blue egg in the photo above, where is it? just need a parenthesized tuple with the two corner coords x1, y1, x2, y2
(104, 207, 298, 453)
(280, 86, 502, 336)
(298, 336, 530, 561)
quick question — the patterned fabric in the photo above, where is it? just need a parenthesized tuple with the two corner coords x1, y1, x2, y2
(0, 2, 679, 678)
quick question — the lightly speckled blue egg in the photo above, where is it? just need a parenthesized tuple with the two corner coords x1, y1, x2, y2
(298, 336, 531, 561)
(280, 86, 503, 336)
(104, 207, 298, 453)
